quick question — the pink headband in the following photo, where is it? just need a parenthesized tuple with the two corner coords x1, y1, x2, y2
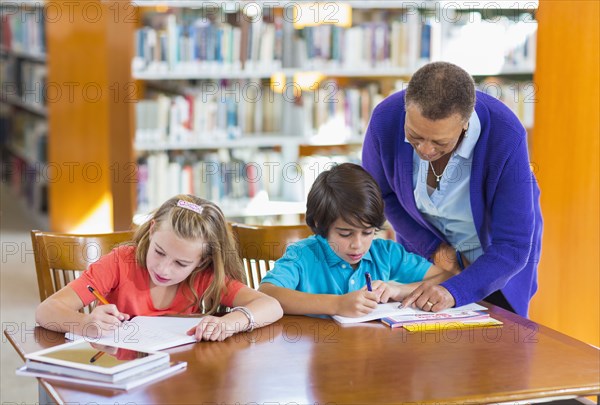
(177, 200, 203, 214)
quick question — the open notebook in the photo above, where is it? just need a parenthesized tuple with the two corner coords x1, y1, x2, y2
(66, 316, 201, 351)
(332, 302, 488, 324)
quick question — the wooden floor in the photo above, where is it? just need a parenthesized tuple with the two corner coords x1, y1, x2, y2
(1, 182, 40, 404)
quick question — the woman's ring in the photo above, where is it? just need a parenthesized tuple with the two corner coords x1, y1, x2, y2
(425, 301, 434, 307)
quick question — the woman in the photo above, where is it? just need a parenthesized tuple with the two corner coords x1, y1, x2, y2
(362, 62, 542, 317)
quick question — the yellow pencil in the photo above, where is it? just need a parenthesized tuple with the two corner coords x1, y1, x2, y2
(87, 285, 109, 305)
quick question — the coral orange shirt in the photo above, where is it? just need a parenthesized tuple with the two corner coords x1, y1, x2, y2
(69, 245, 245, 316)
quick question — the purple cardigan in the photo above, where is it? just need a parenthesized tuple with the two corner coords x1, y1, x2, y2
(362, 90, 542, 317)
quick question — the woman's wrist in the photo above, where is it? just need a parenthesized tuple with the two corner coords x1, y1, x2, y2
(433, 243, 461, 273)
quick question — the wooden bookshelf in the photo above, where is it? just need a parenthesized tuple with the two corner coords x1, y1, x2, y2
(46, 0, 137, 232)
(529, 0, 599, 346)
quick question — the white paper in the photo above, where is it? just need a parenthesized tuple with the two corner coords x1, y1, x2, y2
(332, 302, 487, 324)
(65, 316, 201, 351)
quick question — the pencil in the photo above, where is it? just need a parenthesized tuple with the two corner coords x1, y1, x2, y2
(89, 351, 105, 363)
(87, 285, 109, 305)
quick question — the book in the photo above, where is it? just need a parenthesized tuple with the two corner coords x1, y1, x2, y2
(65, 316, 201, 351)
(332, 302, 487, 325)
(24, 340, 169, 382)
(381, 310, 490, 329)
(16, 361, 187, 391)
(402, 318, 503, 332)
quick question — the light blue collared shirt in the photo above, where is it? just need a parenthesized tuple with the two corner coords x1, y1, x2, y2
(409, 112, 483, 263)
(261, 235, 431, 295)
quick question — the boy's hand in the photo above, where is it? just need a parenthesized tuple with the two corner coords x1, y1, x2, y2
(363, 280, 394, 303)
(335, 290, 378, 317)
(87, 305, 129, 336)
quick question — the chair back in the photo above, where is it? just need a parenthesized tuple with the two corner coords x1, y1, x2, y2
(30, 230, 134, 308)
(230, 223, 313, 289)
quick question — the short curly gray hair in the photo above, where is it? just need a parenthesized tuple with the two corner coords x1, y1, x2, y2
(405, 62, 476, 123)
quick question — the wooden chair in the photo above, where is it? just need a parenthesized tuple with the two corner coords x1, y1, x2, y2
(230, 223, 313, 289)
(30, 230, 134, 311)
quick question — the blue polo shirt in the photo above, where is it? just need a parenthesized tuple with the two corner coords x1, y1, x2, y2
(260, 235, 432, 294)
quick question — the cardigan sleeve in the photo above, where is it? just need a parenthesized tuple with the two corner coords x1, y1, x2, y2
(362, 107, 443, 259)
(441, 133, 537, 307)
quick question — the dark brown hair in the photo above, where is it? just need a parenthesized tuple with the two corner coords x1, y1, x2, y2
(405, 61, 476, 122)
(132, 194, 244, 314)
(306, 163, 385, 237)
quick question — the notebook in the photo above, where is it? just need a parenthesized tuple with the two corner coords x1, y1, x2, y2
(24, 340, 169, 382)
(332, 302, 488, 324)
(65, 316, 201, 351)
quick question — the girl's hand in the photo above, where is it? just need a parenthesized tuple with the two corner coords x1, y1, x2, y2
(336, 290, 378, 317)
(87, 305, 129, 336)
(187, 316, 237, 342)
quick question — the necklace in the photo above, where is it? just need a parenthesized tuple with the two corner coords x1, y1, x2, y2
(428, 127, 468, 190)
(429, 160, 446, 191)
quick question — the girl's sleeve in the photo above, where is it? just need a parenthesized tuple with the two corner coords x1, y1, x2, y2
(67, 247, 124, 306)
(219, 279, 247, 308)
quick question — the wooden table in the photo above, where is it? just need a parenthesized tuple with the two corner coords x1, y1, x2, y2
(5, 305, 599, 404)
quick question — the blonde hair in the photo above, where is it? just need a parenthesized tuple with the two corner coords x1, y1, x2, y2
(132, 194, 244, 314)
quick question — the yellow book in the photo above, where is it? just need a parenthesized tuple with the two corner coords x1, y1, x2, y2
(402, 318, 503, 332)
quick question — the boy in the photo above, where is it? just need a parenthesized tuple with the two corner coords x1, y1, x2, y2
(259, 163, 453, 318)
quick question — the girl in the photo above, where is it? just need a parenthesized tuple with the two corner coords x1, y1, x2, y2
(36, 195, 283, 341)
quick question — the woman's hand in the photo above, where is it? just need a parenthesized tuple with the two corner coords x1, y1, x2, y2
(432, 243, 462, 274)
(336, 290, 379, 317)
(401, 283, 456, 312)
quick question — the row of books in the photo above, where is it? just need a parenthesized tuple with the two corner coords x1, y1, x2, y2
(0, 6, 46, 56)
(5, 111, 48, 164)
(135, 81, 283, 143)
(137, 150, 285, 214)
(136, 150, 358, 215)
(3, 154, 48, 215)
(135, 79, 384, 145)
(134, 9, 285, 73)
(477, 79, 536, 128)
(133, 8, 536, 76)
(393, 78, 536, 128)
(296, 13, 432, 70)
(1, 57, 47, 106)
(302, 80, 383, 139)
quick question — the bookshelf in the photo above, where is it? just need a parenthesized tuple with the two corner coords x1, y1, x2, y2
(0, 1, 49, 228)
(27, 0, 536, 232)
(130, 1, 537, 225)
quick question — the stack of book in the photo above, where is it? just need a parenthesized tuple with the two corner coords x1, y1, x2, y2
(333, 302, 502, 331)
(381, 308, 502, 331)
(16, 340, 186, 390)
